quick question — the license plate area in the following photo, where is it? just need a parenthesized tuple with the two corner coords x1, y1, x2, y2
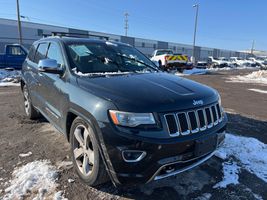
(194, 135, 218, 157)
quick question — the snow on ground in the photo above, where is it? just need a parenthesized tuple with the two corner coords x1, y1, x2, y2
(227, 70, 267, 85)
(182, 68, 207, 75)
(248, 88, 267, 94)
(2, 160, 67, 200)
(193, 193, 212, 200)
(19, 151, 32, 158)
(176, 65, 259, 76)
(215, 133, 267, 188)
(213, 161, 240, 188)
(0, 69, 21, 87)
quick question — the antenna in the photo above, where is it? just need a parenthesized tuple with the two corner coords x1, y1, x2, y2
(124, 12, 129, 36)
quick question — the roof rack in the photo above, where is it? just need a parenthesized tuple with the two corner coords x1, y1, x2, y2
(42, 32, 109, 40)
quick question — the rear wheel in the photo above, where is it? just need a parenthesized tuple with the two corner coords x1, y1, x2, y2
(22, 85, 40, 119)
(70, 117, 109, 186)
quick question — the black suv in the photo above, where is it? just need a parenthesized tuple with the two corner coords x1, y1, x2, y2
(21, 37, 227, 186)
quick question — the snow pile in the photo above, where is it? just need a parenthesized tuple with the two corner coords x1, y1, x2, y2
(213, 161, 240, 188)
(227, 70, 267, 85)
(0, 69, 21, 86)
(215, 133, 267, 188)
(3, 160, 67, 200)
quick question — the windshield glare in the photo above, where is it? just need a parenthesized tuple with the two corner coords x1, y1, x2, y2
(67, 42, 157, 74)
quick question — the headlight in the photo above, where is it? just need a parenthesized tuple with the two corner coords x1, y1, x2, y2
(109, 110, 156, 127)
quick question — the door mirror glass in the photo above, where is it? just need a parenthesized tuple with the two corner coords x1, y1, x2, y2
(38, 59, 63, 75)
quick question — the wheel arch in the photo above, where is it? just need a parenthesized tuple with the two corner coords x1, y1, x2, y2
(65, 107, 118, 185)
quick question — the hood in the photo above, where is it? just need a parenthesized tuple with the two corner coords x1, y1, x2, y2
(77, 72, 219, 112)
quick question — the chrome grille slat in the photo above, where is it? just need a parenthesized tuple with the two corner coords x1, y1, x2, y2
(164, 103, 223, 137)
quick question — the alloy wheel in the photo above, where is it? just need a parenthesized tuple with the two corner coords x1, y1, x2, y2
(73, 125, 94, 176)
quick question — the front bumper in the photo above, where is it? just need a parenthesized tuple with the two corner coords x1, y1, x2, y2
(99, 114, 227, 186)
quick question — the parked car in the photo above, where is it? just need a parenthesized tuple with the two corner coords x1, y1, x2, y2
(218, 57, 235, 68)
(247, 57, 266, 67)
(0, 44, 28, 69)
(21, 37, 227, 187)
(151, 49, 193, 72)
(196, 61, 207, 69)
(207, 56, 228, 68)
(229, 57, 250, 67)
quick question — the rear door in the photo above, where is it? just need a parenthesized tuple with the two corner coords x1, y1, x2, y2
(6, 45, 27, 69)
(37, 41, 66, 129)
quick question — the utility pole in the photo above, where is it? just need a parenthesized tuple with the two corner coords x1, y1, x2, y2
(16, 0, 23, 45)
(124, 12, 129, 37)
(251, 40, 255, 55)
(192, 4, 199, 65)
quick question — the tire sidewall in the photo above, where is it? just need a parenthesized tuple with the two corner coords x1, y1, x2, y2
(70, 117, 101, 184)
(23, 85, 32, 117)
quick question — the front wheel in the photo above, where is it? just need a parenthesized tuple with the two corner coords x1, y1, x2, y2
(22, 85, 40, 119)
(70, 117, 109, 186)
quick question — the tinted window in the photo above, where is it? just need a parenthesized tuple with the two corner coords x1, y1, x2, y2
(34, 43, 48, 63)
(47, 43, 64, 67)
(8, 46, 25, 55)
(28, 44, 37, 62)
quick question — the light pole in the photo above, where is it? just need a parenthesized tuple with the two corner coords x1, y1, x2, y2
(16, 0, 23, 45)
(192, 4, 199, 65)
(124, 12, 129, 37)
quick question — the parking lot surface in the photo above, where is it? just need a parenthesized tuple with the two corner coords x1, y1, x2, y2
(0, 69, 266, 200)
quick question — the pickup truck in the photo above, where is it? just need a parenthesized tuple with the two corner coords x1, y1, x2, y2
(150, 49, 192, 72)
(0, 44, 28, 69)
(207, 56, 228, 68)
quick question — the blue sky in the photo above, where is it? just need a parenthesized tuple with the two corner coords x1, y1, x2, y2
(0, 0, 266, 51)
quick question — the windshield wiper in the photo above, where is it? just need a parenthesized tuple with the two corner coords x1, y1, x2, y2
(116, 53, 158, 72)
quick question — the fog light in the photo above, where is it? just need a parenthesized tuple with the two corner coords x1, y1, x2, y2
(122, 150, 146, 162)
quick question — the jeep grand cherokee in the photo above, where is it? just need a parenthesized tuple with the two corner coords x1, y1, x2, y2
(21, 37, 227, 186)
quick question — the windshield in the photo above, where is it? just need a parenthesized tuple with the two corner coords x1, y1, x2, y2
(66, 41, 157, 74)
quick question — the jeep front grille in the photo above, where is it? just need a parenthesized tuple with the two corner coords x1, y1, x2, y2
(164, 103, 223, 137)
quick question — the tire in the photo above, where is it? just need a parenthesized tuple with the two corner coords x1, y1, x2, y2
(22, 85, 40, 119)
(70, 117, 109, 186)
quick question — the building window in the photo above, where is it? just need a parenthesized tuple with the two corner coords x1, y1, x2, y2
(142, 42, 145, 48)
(182, 47, 185, 52)
(153, 44, 157, 49)
(173, 46, 176, 51)
(37, 29, 43, 36)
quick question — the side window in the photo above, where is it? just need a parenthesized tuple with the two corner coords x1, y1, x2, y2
(8, 46, 26, 55)
(46, 43, 64, 68)
(34, 43, 49, 64)
(28, 44, 37, 62)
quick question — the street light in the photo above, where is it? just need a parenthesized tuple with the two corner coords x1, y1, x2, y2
(192, 4, 199, 65)
(16, 0, 22, 45)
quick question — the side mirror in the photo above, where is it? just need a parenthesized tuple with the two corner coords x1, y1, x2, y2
(38, 59, 64, 75)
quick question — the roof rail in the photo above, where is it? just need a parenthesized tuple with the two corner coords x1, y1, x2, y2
(42, 32, 109, 40)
